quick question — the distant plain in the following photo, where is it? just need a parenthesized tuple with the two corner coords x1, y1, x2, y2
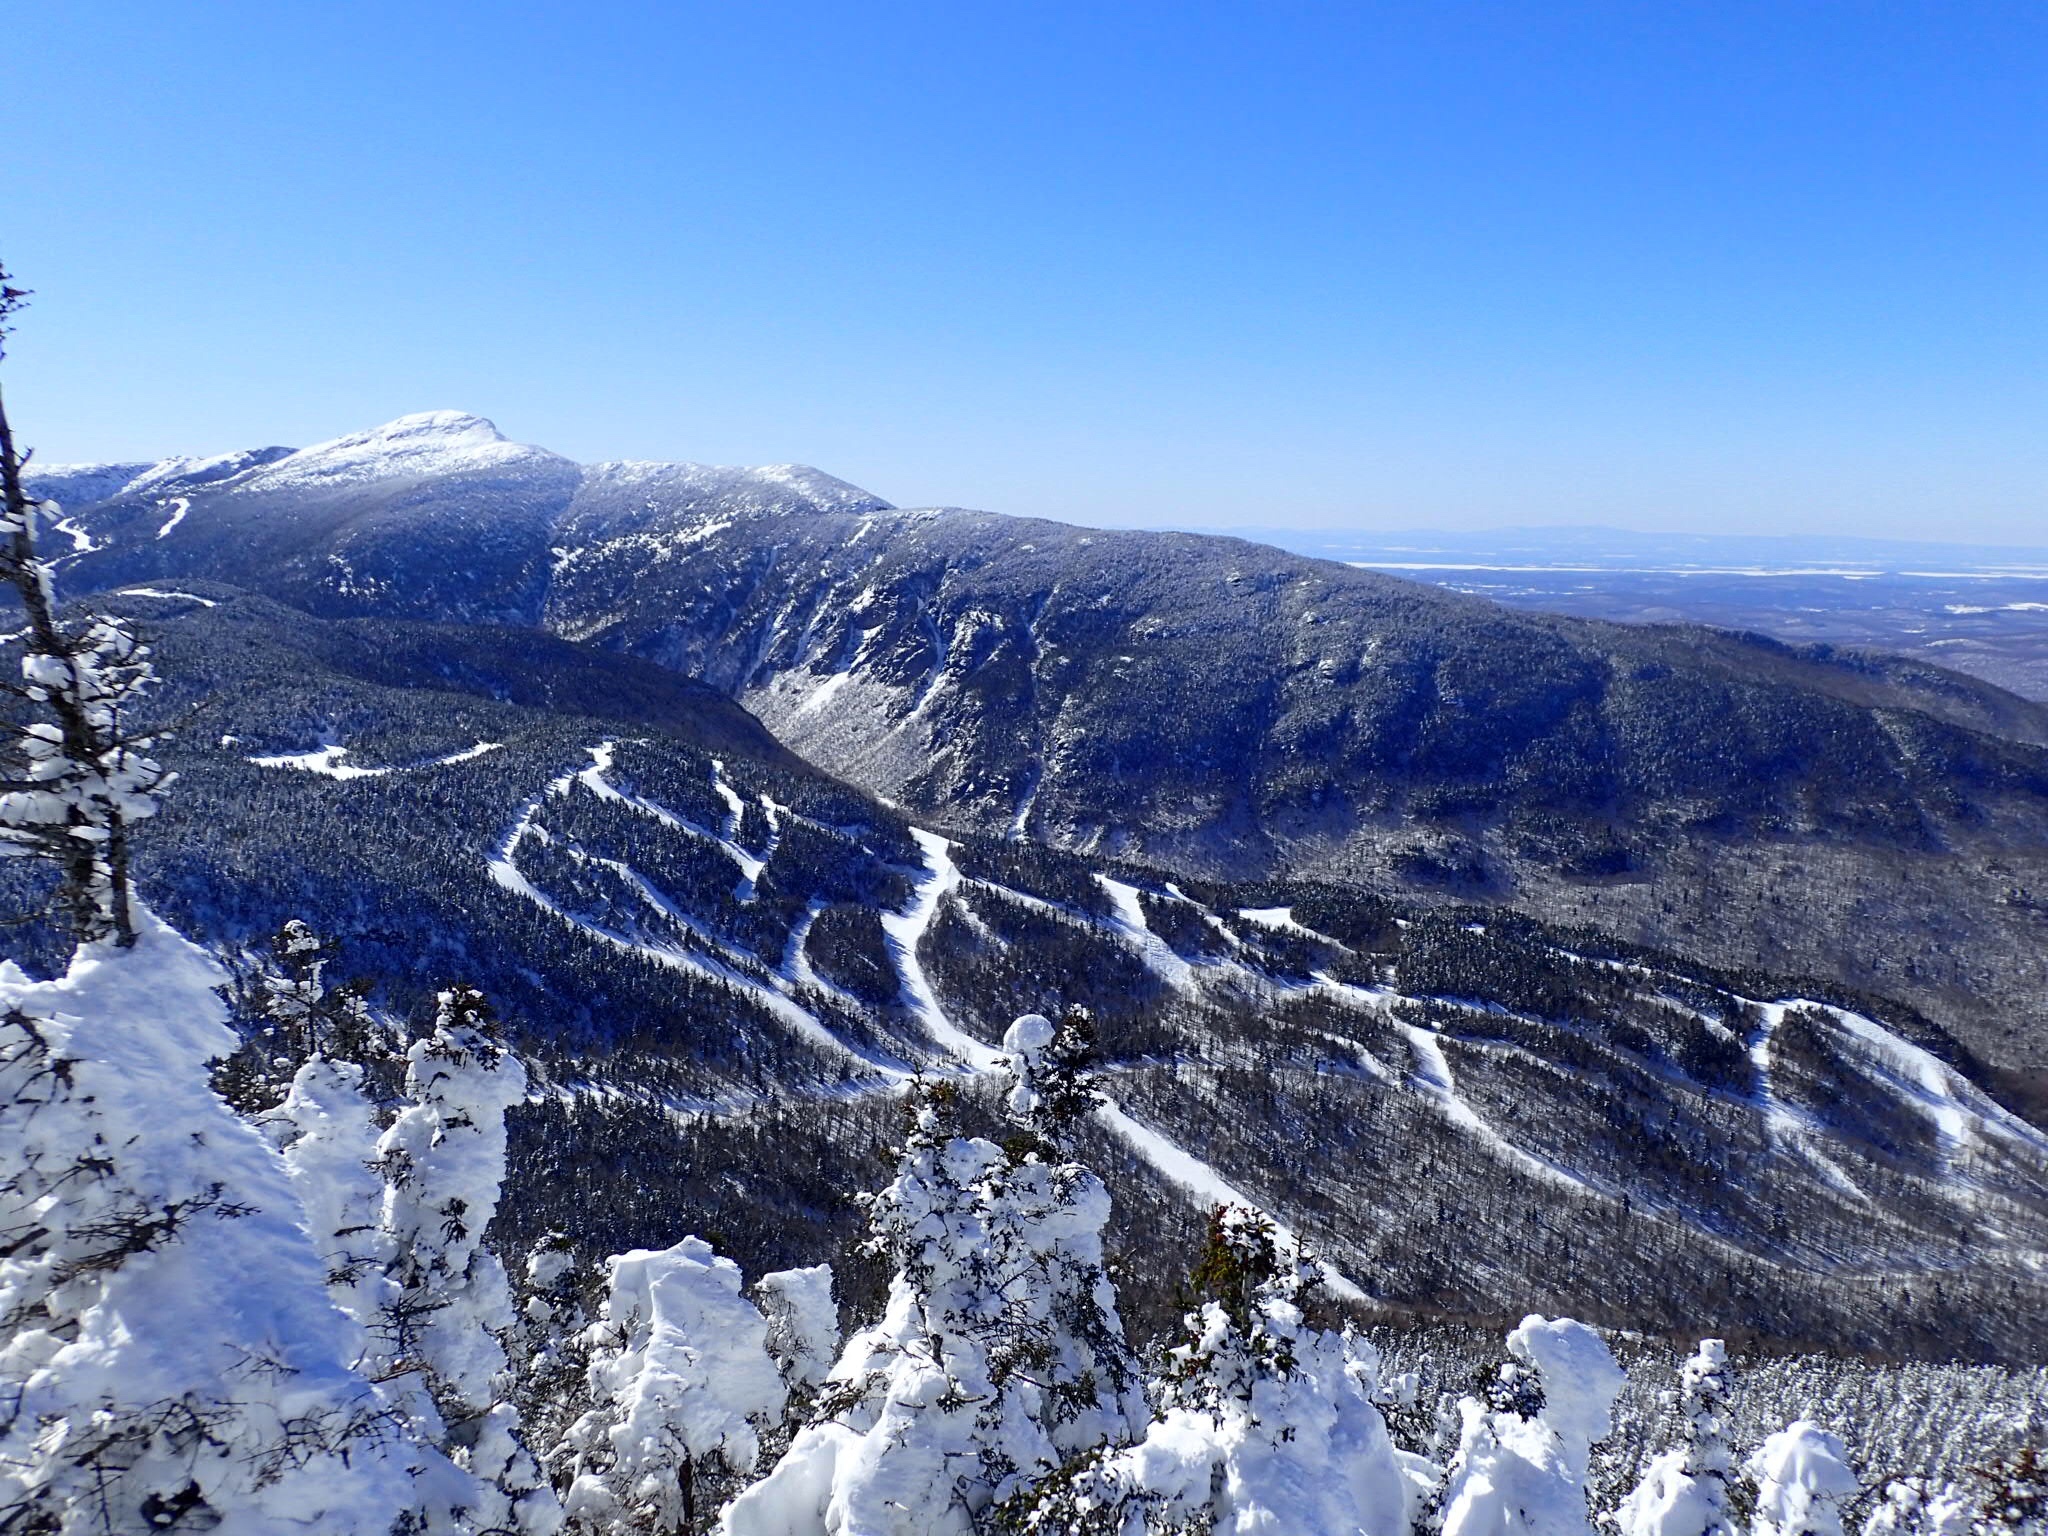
(1247, 528, 2048, 702)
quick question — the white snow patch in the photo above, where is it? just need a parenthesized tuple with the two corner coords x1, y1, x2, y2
(247, 740, 501, 778)
(116, 586, 217, 606)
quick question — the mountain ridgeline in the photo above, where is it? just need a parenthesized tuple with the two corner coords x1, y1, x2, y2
(19, 413, 2048, 1361)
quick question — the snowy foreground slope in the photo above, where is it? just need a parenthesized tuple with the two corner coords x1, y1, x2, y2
(0, 920, 450, 1532)
(3, 923, 2042, 1534)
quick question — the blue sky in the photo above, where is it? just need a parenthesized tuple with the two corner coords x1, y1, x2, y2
(10, 2, 2046, 539)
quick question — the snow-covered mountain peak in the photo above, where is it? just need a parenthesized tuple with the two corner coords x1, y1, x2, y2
(255, 411, 567, 489)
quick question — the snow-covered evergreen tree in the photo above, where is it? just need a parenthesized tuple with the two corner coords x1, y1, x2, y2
(1859, 1479, 1973, 1536)
(0, 276, 166, 950)
(1616, 1339, 1739, 1536)
(0, 916, 456, 1533)
(1024, 1204, 1413, 1536)
(277, 1052, 394, 1331)
(720, 1081, 1063, 1536)
(1437, 1315, 1625, 1536)
(517, 1234, 598, 1474)
(1743, 1422, 1859, 1536)
(375, 983, 561, 1534)
(754, 1264, 839, 1403)
(560, 1237, 788, 1533)
(992, 1012, 1146, 1460)
(216, 920, 394, 1114)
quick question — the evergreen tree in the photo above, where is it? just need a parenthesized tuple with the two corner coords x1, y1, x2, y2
(992, 1012, 1146, 1460)
(1859, 1479, 1973, 1536)
(1744, 1423, 1859, 1536)
(1437, 1315, 1625, 1536)
(720, 1080, 1061, 1535)
(1617, 1339, 1739, 1536)
(1023, 1205, 1413, 1536)
(516, 1233, 598, 1477)
(375, 983, 562, 1534)
(0, 269, 166, 949)
(560, 1237, 787, 1534)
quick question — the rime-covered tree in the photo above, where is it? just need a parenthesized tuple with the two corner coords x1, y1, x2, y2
(215, 920, 394, 1114)
(753, 1264, 839, 1408)
(516, 1233, 598, 1472)
(720, 1080, 1062, 1535)
(1437, 1315, 1625, 1536)
(0, 269, 167, 948)
(1617, 1339, 1740, 1536)
(1972, 1442, 2047, 1535)
(1744, 1423, 1858, 1536)
(277, 1051, 394, 1333)
(560, 1237, 788, 1534)
(1859, 1479, 1973, 1536)
(1022, 1205, 1414, 1536)
(992, 1012, 1146, 1460)
(375, 983, 562, 1534)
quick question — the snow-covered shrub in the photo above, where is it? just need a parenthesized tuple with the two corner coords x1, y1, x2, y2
(1969, 1443, 2045, 1534)
(1744, 1422, 1859, 1536)
(1858, 1478, 1973, 1536)
(1616, 1339, 1739, 1536)
(1023, 1205, 1415, 1536)
(374, 982, 560, 1533)
(0, 916, 451, 1533)
(755, 1264, 839, 1398)
(721, 1081, 1068, 1536)
(561, 1237, 788, 1533)
(1438, 1315, 1626, 1536)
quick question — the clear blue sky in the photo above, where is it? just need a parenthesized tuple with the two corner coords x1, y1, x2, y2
(10, 2, 2046, 539)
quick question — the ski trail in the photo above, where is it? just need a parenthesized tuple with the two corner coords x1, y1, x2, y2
(48, 515, 101, 565)
(1398, 1022, 1607, 1198)
(890, 839, 1373, 1300)
(248, 740, 501, 778)
(490, 746, 907, 1079)
(881, 829, 1004, 1070)
(1094, 875, 1196, 988)
(1827, 1002, 2048, 1159)
(577, 744, 767, 894)
(708, 757, 748, 840)
(155, 496, 190, 538)
(1093, 1100, 1369, 1304)
(117, 586, 217, 607)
